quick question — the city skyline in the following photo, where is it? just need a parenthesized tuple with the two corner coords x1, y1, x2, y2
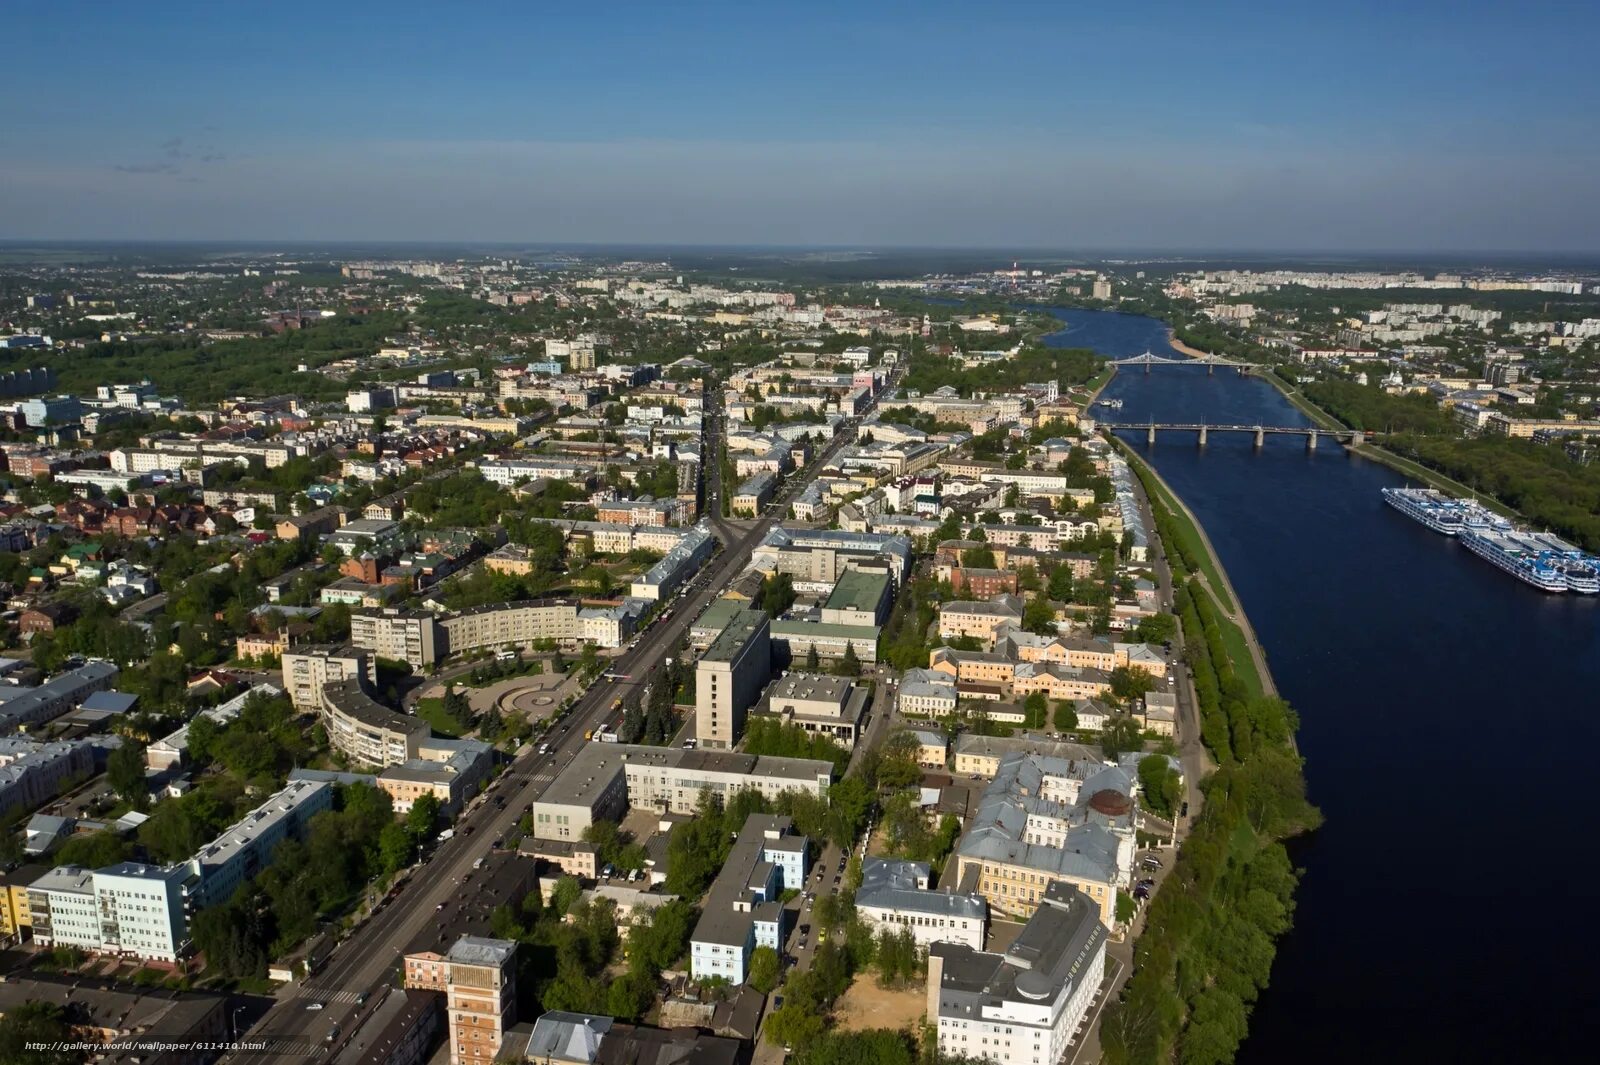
(4, 1, 1599, 251)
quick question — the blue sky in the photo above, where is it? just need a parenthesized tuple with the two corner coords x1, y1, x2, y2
(4, 0, 1598, 251)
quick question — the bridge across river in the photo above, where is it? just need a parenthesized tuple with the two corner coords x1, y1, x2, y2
(1104, 421, 1368, 449)
(1109, 350, 1254, 374)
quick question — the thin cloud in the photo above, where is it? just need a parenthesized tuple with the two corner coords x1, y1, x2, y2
(112, 161, 179, 174)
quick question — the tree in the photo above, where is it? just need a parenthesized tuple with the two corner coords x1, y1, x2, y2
(1022, 691, 1048, 729)
(379, 822, 414, 874)
(1137, 755, 1182, 820)
(1023, 596, 1057, 635)
(961, 545, 996, 569)
(107, 741, 149, 810)
(1134, 612, 1178, 645)
(1053, 700, 1079, 732)
(805, 645, 820, 671)
(748, 945, 781, 993)
(759, 573, 797, 616)
(1101, 714, 1143, 760)
(406, 793, 441, 840)
(0, 1002, 78, 1065)
(186, 712, 220, 766)
(1109, 666, 1157, 703)
(552, 875, 582, 916)
(835, 642, 860, 677)
(1047, 565, 1074, 601)
(877, 730, 923, 792)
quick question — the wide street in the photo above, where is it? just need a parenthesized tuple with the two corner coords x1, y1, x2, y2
(236, 369, 899, 1061)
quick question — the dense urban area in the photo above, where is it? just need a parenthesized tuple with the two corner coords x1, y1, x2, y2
(0, 246, 1595, 1065)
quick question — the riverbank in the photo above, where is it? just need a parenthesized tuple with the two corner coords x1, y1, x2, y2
(1112, 436, 1277, 700)
(1098, 437, 1316, 1065)
(1259, 370, 1524, 519)
(1164, 328, 1210, 360)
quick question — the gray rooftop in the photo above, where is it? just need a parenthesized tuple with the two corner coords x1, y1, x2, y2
(701, 608, 768, 664)
(445, 934, 517, 968)
(858, 858, 986, 921)
(931, 881, 1106, 1014)
(538, 741, 832, 811)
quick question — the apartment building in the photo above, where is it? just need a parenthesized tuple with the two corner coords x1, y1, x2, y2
(443, 937, 519, 1065)
(352, 609, 439, 669)
(321, 679, 429, 768)
(0, 661, 120, 734)
(897, 669, 959, 718)
(695, 609, 771, 749)
(281, 645, 376, 713)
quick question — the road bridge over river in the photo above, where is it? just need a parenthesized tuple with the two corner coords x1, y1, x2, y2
(1104, 421, 1368, 449)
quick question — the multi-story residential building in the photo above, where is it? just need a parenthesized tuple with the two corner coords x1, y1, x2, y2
(857, 858, 986, 951)
(0, 661, 119, 734)
(281, 646, 376, 713)
(352, 609, 439, 669)
(531, 744, 832, 842)
(695, 609, 771, 749)
(927, 881, 1108, 1065)
(0, 737, 96, 818)
(321, 679, 430, 768)
(929, 647, 1015, 687)
(188, 780, 336, 907)
(88, 864, 191, 962)
(690, 815, 808, 984)
(952, 735, 1103, 778)
(630, 523, 714, 600)
(442, 936, 519, 1065)
(377, 737, 495, 815)
(732, 472, 777, 516)
(946, 567, 1019, 600)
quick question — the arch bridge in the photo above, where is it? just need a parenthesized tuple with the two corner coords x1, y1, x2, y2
(1108, 350, 1254, 375)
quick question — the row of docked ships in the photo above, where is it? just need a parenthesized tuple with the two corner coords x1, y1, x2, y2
(1381, 486, 1600, 594)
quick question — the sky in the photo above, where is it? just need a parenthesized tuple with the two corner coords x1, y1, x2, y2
(4, 0, 1599, 253)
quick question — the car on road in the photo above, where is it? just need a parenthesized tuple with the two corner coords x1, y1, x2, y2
(306, 1002, 324, 1011)
(355, 992, 368, 1006)
(326, 1026, 340, 1043)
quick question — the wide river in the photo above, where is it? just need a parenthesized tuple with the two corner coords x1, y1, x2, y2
(1040, 308, 1600, 1063)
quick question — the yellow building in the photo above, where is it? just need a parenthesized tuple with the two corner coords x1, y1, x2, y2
(0, 865, 46, 944)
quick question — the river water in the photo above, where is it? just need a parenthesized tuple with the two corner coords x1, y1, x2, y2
(1042, 308, 1600, 1064)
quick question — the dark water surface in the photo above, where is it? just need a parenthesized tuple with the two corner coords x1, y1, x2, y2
(1044, 308, 1600, 1064)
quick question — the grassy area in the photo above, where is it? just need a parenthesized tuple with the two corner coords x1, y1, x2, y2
(1119, 442, 1237, 614)
(1195, 584, 1264, 700)
(414, 697, 464, 738)
(1261, 370, 1345, 430)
